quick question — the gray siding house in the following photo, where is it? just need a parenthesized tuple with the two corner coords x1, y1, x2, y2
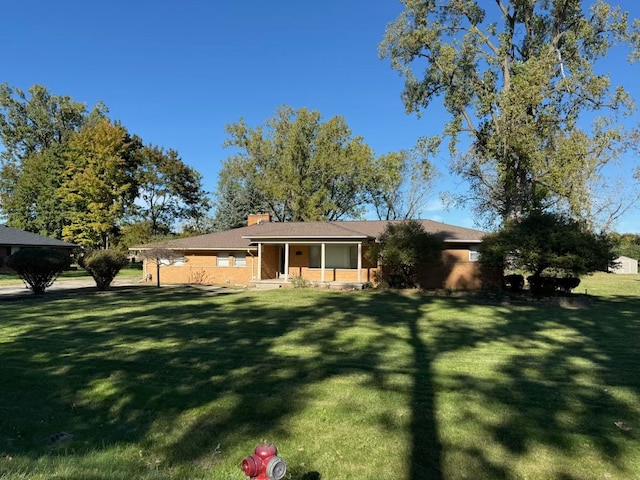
(0, 224, 77, 270)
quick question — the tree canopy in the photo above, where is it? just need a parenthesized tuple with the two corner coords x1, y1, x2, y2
(218, 105, 435, 226)
(221, 105, 376, 222)
(212, 169, 269, 231)
(381, 0, 640, 227)
(479, 211, 618, 286)
(0, 84, 210, 248)
(130, 145, 210, 238)
(0, 83, 102, 165)
(60, 118, 140, 248)
(369, 149, 438, 220)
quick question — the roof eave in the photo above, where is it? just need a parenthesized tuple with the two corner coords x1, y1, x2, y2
(242, 235, 371, 240)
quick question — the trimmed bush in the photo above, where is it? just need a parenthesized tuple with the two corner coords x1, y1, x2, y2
(526, 276, 581, 295)
(5, 248, 71, 294)
(503, 274, 525, 292)
(79, 249, 129, 290)
(367, 220, 444, 289)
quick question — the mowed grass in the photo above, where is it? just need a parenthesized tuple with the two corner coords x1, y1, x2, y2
(0, 273, 639, 479)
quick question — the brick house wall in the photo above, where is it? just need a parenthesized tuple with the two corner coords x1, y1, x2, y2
(141, 244, 485, 289)
(143, 251, 256, 286)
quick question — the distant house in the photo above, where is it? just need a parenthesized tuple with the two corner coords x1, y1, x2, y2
(0, 224, 77, 271)
(609, 256, 639, 275)
(132, 214, 489, 290)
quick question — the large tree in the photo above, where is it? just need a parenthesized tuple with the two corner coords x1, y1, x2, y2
(212, 169, 269, 231)
(130, 145, 210, 237)
(221, 105, 375, 222)
(0, 83, 99, 165)
(0, 84, 105, 232)
(59, 118, 140, 248)
(369, 149, 438, 220)
(381, 0, 640, 227)
(0, 144, 69, 237)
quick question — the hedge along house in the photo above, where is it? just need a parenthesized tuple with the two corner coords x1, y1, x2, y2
(132, 214, 487, 289)
(0, 224, 77, 271)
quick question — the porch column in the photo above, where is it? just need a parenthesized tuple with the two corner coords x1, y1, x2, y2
(357, 242, 362, 283)
(284, 242, 290, 281)
(257, 243, 262, 280)
(321, 243, 326, 282)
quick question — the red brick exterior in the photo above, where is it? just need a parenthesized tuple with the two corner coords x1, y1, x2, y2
(142, 243, 485, 289)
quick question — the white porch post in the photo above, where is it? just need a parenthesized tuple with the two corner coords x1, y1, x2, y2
(284, 242, 290, 281)
(257, 243, 262, 280)
(357, 242, 362, 283)
(321, 242, 326, 282)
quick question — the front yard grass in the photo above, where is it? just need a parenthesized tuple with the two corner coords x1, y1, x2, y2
(1, 273, 638, 479)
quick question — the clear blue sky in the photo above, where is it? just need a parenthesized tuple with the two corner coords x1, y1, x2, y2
(2, 1, 638, 232)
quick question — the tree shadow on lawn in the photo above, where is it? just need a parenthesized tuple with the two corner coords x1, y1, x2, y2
(1, 288, 639, 479)
(421, 294, 640, 478)
(0, 287, 445, 478)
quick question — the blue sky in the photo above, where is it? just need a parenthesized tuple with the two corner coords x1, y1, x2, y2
(2, 1, 639, 232)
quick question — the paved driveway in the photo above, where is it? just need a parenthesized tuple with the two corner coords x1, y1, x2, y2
(0, 278, 142, 297)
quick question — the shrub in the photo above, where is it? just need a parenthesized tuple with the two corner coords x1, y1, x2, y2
(557, 277, 581, 293)
(480, 211, 616, 296)
(367, 220, 444, 289)
(79, 249, 129, 290)
(290, 275, 310, 288)
(503, 274, 525, 292)
(526, 276, 581, 295)
(6, 248, 71, 294)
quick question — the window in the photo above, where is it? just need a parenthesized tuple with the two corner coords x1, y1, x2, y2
(234, 252, 246, 267)
(159, 256, 185, 266)
(309, 246, 321, 268)
(469, 246, 480, 262)
(217, 253, 229, 267)
(309, 245, 358, 269)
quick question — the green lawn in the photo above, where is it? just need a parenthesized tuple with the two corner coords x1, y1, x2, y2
(1, 273, 638, 479)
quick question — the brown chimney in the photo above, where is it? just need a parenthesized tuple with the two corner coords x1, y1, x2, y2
(247, 212, 271, 226)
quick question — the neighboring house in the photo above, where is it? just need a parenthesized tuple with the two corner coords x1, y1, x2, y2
(609, 256, 639, 275)
(132, 214, 488, 290)
(0, 224, 77, 271)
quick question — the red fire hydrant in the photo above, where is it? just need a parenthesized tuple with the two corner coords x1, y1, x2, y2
(241, 442, 287, 480)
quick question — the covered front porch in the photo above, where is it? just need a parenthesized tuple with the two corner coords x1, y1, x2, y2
(252, 241, 377, 286)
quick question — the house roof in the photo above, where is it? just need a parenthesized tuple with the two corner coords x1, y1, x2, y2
(0, 224, 77, 248)
(329, 220, 486, 243)
(132, 219, 485, 251)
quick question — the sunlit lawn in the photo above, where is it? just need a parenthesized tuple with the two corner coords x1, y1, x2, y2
(0, 273, 638, 479)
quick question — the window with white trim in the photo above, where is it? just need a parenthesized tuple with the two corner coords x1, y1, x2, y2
(217, 253, 230, 267)
(469, 246, 480, 262)
(160, 256, 185, 266)
(234, 252, 246, 267)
